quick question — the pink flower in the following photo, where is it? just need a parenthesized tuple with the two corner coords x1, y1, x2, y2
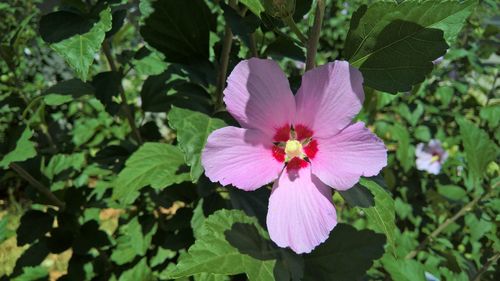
(416, 139, 448, 175)
(202, 58, 387, 253)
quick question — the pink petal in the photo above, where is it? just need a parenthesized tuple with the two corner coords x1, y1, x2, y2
(267, 164, 337, 254)
(295, 61, 364, 138)
(202, 126, 283, 191)
(224, 58, 295, 137)
(311, 122, 387, 190)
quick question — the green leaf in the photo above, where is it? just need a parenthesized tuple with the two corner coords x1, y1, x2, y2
(358, 178, 397, 257)
(111, 217, 157, 265)
(42, 153, 85, 180)
(344, 0, 476, 93)
(50, 8, 112, 81)
(240, 0, 265, 17)
(12, 266, 49, 281)
(304, 224, 385, 281)
(338, 183, 375, 208)
(0, 128, 36, 169)
(118, 258, 154, 281)
(437, 184, 467, 201)
(168, 107, 227, 182)
(140, 0, 213, 64)
(457, 117, 498, 184)
(43, 79, 94, 106)
(113, 143, 190, 205)
(164, 209, 282, 281)
(414, 125, 431, 142)
(381, 255, 426, 281)
(390, 123, 413, 172)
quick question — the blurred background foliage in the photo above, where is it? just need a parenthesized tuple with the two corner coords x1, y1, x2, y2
(0, 0, 498, 280)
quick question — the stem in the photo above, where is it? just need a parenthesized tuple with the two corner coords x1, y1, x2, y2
(248, 33, 258, 57)
(215, 24, 233, 110)
(10, 163, 65, 209)
(472, 252, 500, 281)
(282, 16, 307, 44)
(405, 191, 492, 259)
(102, 40, 143, 144)
(305, 0, 325, 71)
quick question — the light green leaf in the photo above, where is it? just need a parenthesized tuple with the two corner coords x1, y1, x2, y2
(359, 178, 397, 257)
(163, 209, 277, 281)
(12, 266, 49, 281)
(390, 123, 413, 172)
(458, 117, 498, 184)
(0, 128, 36, 169)
(118, 258, 154, 281)
(113, 143, 190, 205)
(168, 106, 227, 182)
(42, 153, 85, 180)
(240, 0, 265, 17)
(50, 8, 112, 81)
(344, 0, 476, 93)
(111, 217, 157, 265)
(381, 255, 426, 281)
(437, 184, 467, 201)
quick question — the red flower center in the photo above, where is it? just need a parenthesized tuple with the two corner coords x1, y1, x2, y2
(272, 124, 318, 171)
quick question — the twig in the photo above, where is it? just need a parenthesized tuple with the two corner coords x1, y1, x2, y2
(405, 191, 492, 259)
(305, 0, 325, 71)
(102, 40, 143, 144)
(215, 23, 233, 110)
(248, 33, 258, 57)
(472, 252, 500, 281)
(282, 15, 307, 44)
(10, 163, 65, 209)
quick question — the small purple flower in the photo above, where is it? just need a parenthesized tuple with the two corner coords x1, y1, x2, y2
(416, 139, 448, 175)
(432, 56, 444, 65)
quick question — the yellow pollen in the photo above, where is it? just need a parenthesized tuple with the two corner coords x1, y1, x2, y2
(285, 140, 303, 158)
(430, 155, 440, 162)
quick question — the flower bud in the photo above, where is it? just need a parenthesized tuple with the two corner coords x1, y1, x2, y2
(263, 0, 296, 18)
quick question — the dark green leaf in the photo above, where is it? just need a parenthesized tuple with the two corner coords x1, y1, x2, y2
(43, 79, 95, 106)
(304, 224, 385, 281)
(91, 71, 122, 115)
(17, 210, 54, 246)
(338, 183, 375, 208)
(39, 11, 94, 43)
(344, 0, 476, 93)
(140, 0, 214, 64)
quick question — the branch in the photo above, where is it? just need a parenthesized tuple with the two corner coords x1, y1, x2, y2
(472, 252, 500, 281)
(215, 22, 233, 110)
(405, 191, 492, 259)
(10, 163, 65, 209)
(102, 40, 143, 144)
(305, 0, 325, 71)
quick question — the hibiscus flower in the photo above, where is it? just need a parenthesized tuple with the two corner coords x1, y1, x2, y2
(202, 58, 387, 253)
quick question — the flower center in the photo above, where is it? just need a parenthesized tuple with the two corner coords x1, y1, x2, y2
(285, 140, 303, 159)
